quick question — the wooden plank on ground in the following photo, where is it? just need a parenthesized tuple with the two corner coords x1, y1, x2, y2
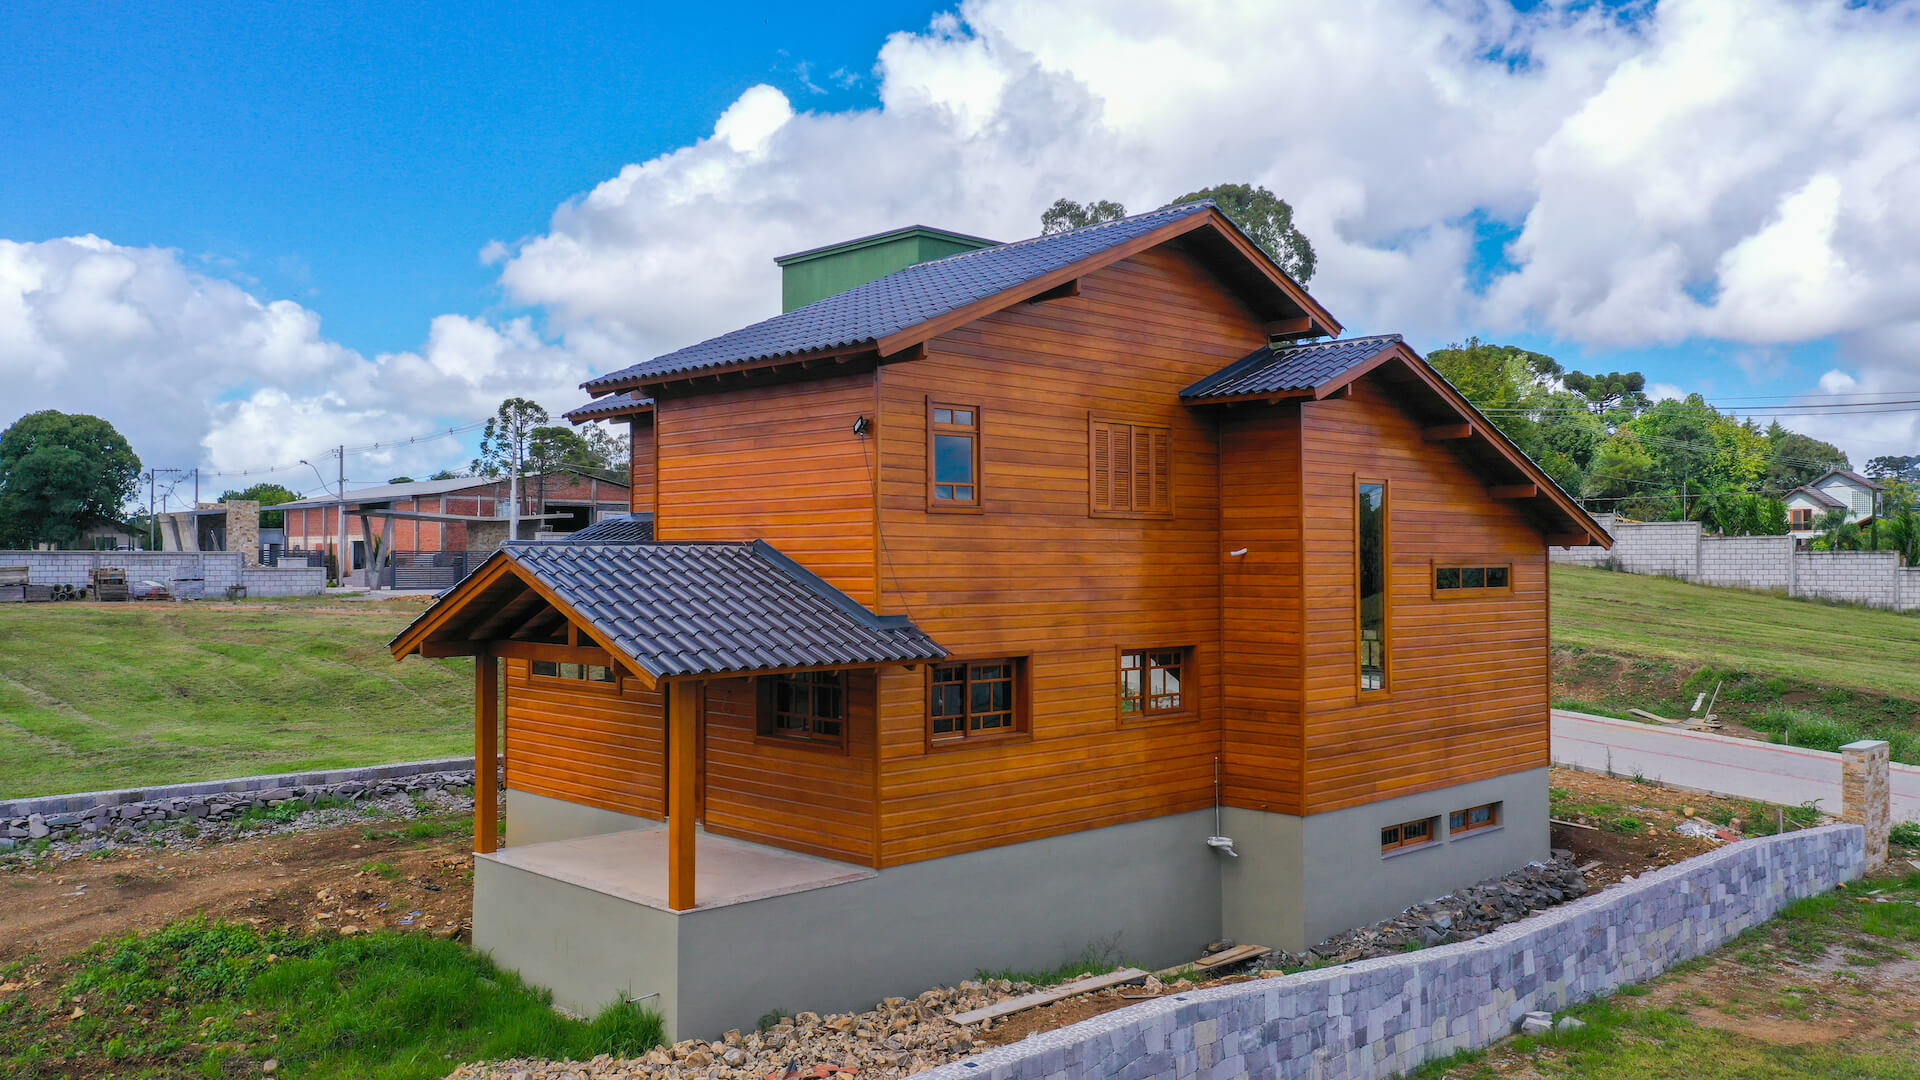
(1192, 944, 1271, 970)
(946, 968, 1149, 1026)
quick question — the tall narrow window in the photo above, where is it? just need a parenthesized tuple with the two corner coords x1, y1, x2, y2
(1090, 418, 1173, 517)
(929, 402, 980, 508)
(1357, 480, 1387, 691)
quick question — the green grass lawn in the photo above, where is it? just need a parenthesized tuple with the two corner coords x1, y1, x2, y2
(1551, 564, 1920, 699)
(0, 919, 662, 1080)
(0, 599, 469, 799)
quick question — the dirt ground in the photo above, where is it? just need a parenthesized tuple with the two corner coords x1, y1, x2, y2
(0, 818, 473, 1006)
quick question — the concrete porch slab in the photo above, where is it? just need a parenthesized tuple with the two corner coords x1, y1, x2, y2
(482, 825, 875, 912)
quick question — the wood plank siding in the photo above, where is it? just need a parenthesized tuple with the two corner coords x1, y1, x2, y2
(654, 370, 879, 606)
(503, 658, 666, 819)
(1295, 377, 1550, 813)
(700, 675, 879, 865)
(869, 247, 1268, 866)
(629, 413, 657, 516)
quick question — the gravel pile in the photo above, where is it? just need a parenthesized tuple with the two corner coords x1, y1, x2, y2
(1259, 854, 1590, 969)
(453, 979, 1063, 1080)
(0, 770, 489, 862)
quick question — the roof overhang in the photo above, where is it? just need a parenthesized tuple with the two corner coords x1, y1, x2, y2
(563, 390, 657, 425)
(592, 207, 1342, 398)
(1186, 340, 1612, 549)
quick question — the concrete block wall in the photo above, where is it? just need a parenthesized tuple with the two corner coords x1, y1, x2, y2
(926, 824, 1865, 1080)
(1902, 569, 1920, 612)
(1696, 535, 1793, 592)
(1550, 514, 1617, 569)
(0, 551, 322, 597)
(1794, 551, 1900, 608)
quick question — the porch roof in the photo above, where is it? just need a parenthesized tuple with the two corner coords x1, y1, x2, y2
(390, 536, 945, 684)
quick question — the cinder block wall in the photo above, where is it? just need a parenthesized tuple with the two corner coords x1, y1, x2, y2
(1697, 535, 1793, 591)
(1795, 551, 1900, 608)
(0, 551, 323, 596)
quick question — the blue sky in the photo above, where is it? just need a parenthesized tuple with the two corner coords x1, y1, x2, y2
(3, 0, 1916, 488)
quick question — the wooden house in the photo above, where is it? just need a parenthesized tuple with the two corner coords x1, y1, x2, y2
(391, 201, 1609, 1037)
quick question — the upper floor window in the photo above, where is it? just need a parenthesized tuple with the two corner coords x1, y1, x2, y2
(1090, 418, 1172, 517)
(530, 659, 616, 684)
(1357, 480, 1387, 692)
(1789, 508, 1814, 530)
(929, 402, 980, 508)
(929, 658, 1024, 743)
(1433, 563, 1510, 596)
(1119, 648, 1189, 718)
(759, 670, 847, 747)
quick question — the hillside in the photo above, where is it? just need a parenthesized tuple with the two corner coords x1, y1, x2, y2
(0, 599, 468, 799)
(1550, 563, 1920, 761)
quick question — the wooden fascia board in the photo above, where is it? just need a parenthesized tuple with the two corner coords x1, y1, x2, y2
(1377, 346, 1613, 548)
(388, 553, 516, 659)
(487, 563, 661, 689)
(872, 213, 1220, 359)
(599, 344, 879, 396)
(1192, 211, 1343, 337)
(1182, 387, 1315, 408)
(488, 640, 618, 666)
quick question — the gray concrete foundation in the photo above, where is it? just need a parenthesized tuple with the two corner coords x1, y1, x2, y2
(505, 787, 654, 847)
(1221, 768, 1551, 949)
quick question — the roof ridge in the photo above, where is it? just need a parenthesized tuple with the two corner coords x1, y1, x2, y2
(911, 199, 1216, 269)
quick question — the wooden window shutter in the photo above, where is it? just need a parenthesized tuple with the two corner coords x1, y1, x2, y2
(1148, 428, 1172, 513)
(1090, 418, 1173, 517)
(1092, 422, 1112, 510)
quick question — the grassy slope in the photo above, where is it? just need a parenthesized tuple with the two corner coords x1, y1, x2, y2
(1550, 564, 1920, 699)
(0, 600, 469, 799)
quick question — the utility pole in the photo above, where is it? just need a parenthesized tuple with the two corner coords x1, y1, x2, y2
(146, 470, 155, 551)
(508, 434, 521, 542)
(193, 468, 199, 508)
(336, 446, 349, 586)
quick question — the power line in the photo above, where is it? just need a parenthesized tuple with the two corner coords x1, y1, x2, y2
(194, 417, 491, 481)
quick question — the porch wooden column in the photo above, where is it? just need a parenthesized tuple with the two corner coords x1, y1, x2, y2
(474, 653, 499, 854)
(667, 679, 698, 911)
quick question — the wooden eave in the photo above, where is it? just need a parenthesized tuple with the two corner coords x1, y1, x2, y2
(603, 208, 1341, 397)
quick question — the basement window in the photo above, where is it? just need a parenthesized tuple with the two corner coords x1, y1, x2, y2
(1449, 802, 1501, 836)
(530, 660, 616, 683)
(1380, 815, 1437, 855)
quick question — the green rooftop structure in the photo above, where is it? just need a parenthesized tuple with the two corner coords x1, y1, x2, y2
(773, 225, 999, 312)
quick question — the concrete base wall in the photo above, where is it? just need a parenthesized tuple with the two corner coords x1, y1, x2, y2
(505, 788, 656, 847)
(0, 550, 322, 596)
(1222, 769, 1550, 951)
(476, 809, 1224, 1038)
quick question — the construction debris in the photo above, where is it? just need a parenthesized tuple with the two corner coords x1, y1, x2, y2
(944, 968, 1148, 1026)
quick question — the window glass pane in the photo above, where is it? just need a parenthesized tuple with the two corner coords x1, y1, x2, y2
(1436, 567, 1460, 590)
(1449, 811, 1466, 831)
(1487, 566, 1509, 588)
(1358, 483, 1386, 690)
(933, 408, 952, 424)
(1462, 567, 1484, 589)
(953, 410, 973, 425)
(531, 660, 558, 677)
(1381, 825, 1399, 847)
(1406, 818, 1429, 842)
(934, 434, 974, 485)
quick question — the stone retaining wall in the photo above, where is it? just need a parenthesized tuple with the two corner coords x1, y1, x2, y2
(1, 756, 493, 849)
(0, 550, 324, 596)
(925, 824, 1864, 1080)
(1552, 518, 1920, 612)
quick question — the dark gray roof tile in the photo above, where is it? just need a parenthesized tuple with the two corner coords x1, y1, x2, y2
(584, 201, 1217, 390)
(1182, 334, 1404, 402)
(562, 391, 654, 422)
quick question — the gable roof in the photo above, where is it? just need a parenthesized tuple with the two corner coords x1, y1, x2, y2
(562, 391, 655, 423)
(274, 469, 628, 513)
(1813, 467, 1884, 492)
(583, 200, 1340, 393)
(1181, 334, 1404, 402)
(1788, 485, 1848, 509)
(542, 513, 655, 544)
(1182, 335, 1612, 548)
(390, 536, 944, 686)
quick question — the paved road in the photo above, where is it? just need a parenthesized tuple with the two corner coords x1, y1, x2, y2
(1551, 709, 1920, 824)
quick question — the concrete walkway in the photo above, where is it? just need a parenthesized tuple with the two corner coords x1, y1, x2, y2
(1551, 709, 1920, 824)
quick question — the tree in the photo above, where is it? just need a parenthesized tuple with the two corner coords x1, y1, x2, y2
(1040, 198, 1128, 234)
(386, 475, 416, 485)
(0, 411, 141, 548)
(1560, 371, 1647, 412)
(1763, 428, 1849, 493)
(471, 398, 549, 480)
(218, 482, 299, 528)
(1865, 455, 1920, 484)
(429, 469, 462, 481)
(580, 422, 629, 479)
(1169, 183, 1316, 284)
(524, 425, 600, 506)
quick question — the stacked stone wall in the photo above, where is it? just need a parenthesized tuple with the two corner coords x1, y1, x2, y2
(923, 825, 1865, 1080)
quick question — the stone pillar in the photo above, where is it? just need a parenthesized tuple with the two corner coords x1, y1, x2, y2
(1841, 739, 1891, 870)
(225, 500, 261, 566)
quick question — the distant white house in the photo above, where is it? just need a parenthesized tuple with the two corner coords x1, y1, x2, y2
(1785, 468, 1883, 535)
